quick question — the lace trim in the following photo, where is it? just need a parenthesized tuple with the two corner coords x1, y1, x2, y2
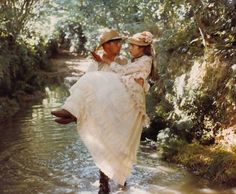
(120, 76, 150, 127)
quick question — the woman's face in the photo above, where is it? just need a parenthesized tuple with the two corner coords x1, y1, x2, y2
(128, 44, 144, 58)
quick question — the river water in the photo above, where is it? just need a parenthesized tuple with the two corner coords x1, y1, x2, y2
(0, 59, 235, 194)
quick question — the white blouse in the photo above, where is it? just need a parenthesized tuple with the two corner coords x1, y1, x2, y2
(97, 56, 128, 71)
(110, 55, 153, 125)
(110, 55, 152, 93)
(110, 55, 152, 79)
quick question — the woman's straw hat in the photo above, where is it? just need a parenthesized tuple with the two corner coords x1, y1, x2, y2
(96, 29, 123, 50)
(128, 31, 153, 46)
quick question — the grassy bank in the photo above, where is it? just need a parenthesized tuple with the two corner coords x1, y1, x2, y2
(161, 141, 236, 186)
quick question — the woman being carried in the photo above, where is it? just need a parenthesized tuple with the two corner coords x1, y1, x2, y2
(52, 31, 154, 194)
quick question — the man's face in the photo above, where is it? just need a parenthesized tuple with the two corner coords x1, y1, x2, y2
(103, 39, 122, 55)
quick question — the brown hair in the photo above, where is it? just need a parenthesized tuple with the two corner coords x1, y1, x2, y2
(142, 45, 156, 80)
(143, 45, 152, 56)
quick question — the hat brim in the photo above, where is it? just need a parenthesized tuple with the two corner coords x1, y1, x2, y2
(96, 37, 123, 51)
(127, 38, 151, 46)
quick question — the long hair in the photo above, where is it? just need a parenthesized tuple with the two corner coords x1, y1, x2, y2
(143, 45, 156, 80)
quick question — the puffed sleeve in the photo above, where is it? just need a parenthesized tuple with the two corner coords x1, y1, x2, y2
(110, 56, 152, 79)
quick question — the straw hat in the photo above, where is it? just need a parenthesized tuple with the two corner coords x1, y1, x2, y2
(96, 29, 123, 50)
(128, 31, 153, 46)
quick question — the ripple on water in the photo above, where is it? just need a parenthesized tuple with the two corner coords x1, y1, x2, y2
(0, 85, 235, 194)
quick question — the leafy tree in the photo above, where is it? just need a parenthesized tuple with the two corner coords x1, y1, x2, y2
(0, 0, 39, 39)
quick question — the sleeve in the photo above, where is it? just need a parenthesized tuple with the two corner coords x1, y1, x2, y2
(97, 62, 105, 71)
(87, 60, 99, 72)
(110, 56, 152, 78)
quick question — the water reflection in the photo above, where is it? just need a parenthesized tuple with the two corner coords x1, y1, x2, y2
(0, 84, 235, 194)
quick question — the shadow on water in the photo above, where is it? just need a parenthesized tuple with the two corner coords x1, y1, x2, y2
(0, 83, 235, 194)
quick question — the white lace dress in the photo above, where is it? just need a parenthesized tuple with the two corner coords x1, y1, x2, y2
(62, 55, 152, 185)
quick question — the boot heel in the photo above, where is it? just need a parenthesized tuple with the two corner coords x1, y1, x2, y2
(98, 171, 110, 194)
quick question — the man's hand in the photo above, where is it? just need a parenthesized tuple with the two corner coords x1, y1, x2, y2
(91, 51, 103, 62)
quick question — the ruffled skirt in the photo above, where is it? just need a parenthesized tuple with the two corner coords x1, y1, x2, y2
(62, 71, 146, 185)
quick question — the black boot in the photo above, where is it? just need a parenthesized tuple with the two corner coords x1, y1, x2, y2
(98, 170, 110, 194)
(119, 181, 127, 191)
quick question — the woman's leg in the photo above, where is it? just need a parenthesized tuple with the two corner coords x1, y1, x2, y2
(98, 170, 110, 194)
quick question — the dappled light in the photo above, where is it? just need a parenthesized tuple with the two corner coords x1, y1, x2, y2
(0, 0, 236, 193)
(0, 81, 234, 193)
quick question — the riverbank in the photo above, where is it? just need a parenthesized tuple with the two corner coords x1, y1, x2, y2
(160, 140, 236, 187)
(0, 51, 83, 122)
(0, 78, 234, 194)
(1, 51, 235, 189)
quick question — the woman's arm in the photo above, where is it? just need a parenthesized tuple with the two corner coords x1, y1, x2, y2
(110, 56, 152, 76)
(134, 78, 144, 87)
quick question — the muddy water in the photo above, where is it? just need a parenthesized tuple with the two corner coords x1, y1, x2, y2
(0, 62, 235, 194)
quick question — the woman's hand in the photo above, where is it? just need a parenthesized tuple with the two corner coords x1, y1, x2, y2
(134, 78, 144, 87)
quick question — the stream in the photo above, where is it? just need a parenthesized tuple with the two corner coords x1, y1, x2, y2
(0, 57, 235, 194)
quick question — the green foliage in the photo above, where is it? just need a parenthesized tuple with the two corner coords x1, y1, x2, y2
(189, 0, 236, 49)
(0, 97, 19, 120)
(161, 141, 236, 185)
(232, 145, 236, 154)
(0, 0, 39, 39)
(0, 0, 235, 185)
(147, 0, 236, 145)
(0, 35, 51, 97)
(0, 0, 235, 149)
(155, 105, 170, 120)
(157, 128, 184, 156)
